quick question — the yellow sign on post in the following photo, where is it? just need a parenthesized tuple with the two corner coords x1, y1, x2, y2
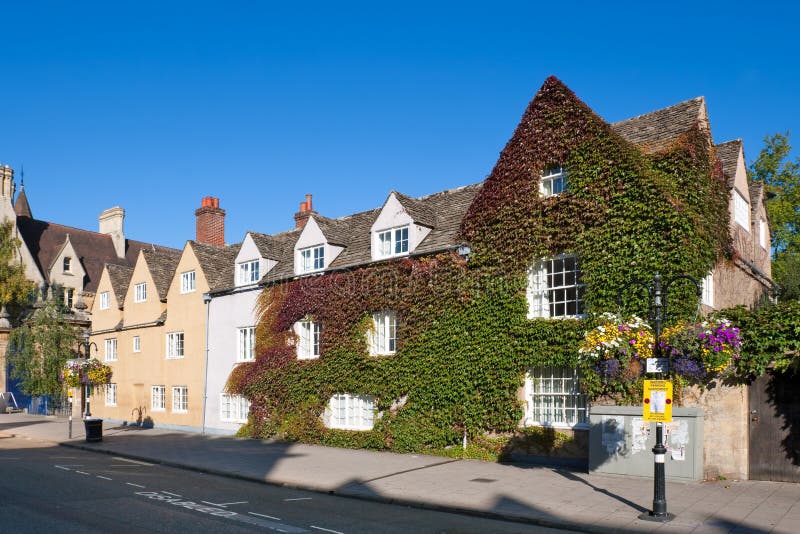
(643, 380, 673, 422)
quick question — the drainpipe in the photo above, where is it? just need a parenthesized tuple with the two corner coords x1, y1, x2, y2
(201, 293, 212, 434)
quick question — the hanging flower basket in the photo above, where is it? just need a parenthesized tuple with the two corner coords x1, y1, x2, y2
(61, 358, 113, 387)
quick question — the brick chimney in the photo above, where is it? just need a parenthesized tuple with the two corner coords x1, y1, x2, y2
(195, 196, 226, 246)
(294, 193, 315, 229)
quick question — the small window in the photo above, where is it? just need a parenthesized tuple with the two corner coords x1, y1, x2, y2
(220, 394, 251, 423)
(733, 190, 750, 230)
(527, 254, 585, 318)
(525, 366, 588, 428)
(151, 385, 166, 411)
(237, 326, 255, 362)
(327, 394, 375, 430)
(105, 338, 118, 362)
(701, 272, 714, 307)
(133, 336, 141, 353)
(166, 332, 184, 359)
(377, 226, 410, 258)
(368, 312, 397, 355)
(295, 320, 321, 360)
(180, 271, 196, 293)
(759, 219, 768, 249)
(540, 167, 568, 197)
(300, 246, 325, 273)
(237, 260, 260, 285)
(100, 291, 110, 310)
(64, 288, 74, 309)
(105, 383, 117, 407)
(63, 257, 72, 273)
(134, 283, 147, 303)
(172, 386, 188, 413)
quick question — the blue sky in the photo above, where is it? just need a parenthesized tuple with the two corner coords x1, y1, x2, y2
(1, 1, 798, 250)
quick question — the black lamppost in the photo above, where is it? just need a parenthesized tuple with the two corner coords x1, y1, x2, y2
(76, 330, 97, 419)
(618, 272, 700, 523)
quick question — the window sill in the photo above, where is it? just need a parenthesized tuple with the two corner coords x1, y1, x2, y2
(166, 356, 185, 360)
(151, 408, 165, 412)
(297, 355, 320, 361)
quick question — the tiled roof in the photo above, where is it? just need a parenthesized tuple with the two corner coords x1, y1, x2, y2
(15, 215, 177, 294)
(106, 264, 133, 307)
(142, 247, 182, 300)
(247, 183, 481, 287)
(249, 232, 283, 260)
(190, 241, 242, 292)
(392, 191, 437, 228)
(715, 139, 742, 185)
(612, 97, 706, 153)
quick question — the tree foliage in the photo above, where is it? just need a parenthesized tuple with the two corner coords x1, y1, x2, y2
(7, 299, 81, 397)
(750, 132, 800, 300)
(0, 219, 35, 308)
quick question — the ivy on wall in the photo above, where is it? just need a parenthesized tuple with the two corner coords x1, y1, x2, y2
(227, 77, 766, 454)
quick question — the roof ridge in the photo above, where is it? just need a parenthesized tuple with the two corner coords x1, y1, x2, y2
(612, 96, 704, 126)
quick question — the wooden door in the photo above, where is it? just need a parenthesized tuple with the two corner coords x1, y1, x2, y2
(749, 372, 800, 482)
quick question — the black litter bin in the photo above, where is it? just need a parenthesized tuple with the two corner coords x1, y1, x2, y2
(84, 418, 103, 442)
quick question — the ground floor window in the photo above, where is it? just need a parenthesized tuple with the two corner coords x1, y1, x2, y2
(151, 385, 166, 411)
(172, 386, 188, 413)
(524, 366, 588, 428)
(220, 394, 251, 423)
(105, 383, 117, 407)
(327, 393, 375, 431)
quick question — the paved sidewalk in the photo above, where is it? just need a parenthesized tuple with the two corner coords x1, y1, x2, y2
(2, 413, 799, 533)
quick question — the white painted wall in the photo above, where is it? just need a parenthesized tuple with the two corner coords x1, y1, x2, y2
(204, 286, 260, 434)
(235, 234, 276, 286)
(370, 193, 431, 261)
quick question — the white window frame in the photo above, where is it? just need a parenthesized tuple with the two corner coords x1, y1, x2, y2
(368, 312, 397, 355)
(104, 338, 118, 362)
(105, 383, 117, 407)
(527, 254, 585, 319)
(220, 394, 251, 423)
(376, 226, 410, 258)
(237, 326, 256, 362)
(701, 272, 714, 307)
(733, 190, 750, 230)
(64, 288, 74, 309)
(327, 393, 375, 431)
(540, 167, 568, 197)
(133, 336, 141, 353)
(300, 246, 325, 273)
(100, 291, 110, 310)
(759, 218, 768, 249)
(180, 270, 196, 293)
(524, 366, 588, 428)
(172, 386, 188, 413)
(134, 282, 147, 303)
(166, 332, 184, 359)
(296, 320, 321, 360)
(63, 256, 72, 273)
(151, 385, 166, 411)
(237, 260, 260, 285)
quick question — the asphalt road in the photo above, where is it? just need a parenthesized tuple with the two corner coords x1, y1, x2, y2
(0, 435, 570, 533)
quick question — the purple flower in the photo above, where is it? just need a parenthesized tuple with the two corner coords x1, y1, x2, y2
(596, 359, 622, 379)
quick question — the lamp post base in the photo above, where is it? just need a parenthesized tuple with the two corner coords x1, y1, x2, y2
(638, 511, 674, 522)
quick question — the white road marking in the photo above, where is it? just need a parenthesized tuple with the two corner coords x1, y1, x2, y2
(248, 511, 281, 521)
(284, 497, 312, 502)
(75, 471, 90, 475)
(112, 457, 154, 466)
(126, 482, 146, 488)
(201, 500, 249, 507)
(311, 526, 344, 534)
(97, 475, 113, 480)
(0, 457, 22, 460)
(54, 465, 72, 471)
(162, 491, 182, 497)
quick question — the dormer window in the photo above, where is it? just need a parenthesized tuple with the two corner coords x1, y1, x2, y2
(63, 257, 72, 273)
(377, 226, 409, 258)
(300, 246, 325, 273)
(238, 260, 260, 285)
(540, 167, 567, 197)
(733, 190, 750, 230)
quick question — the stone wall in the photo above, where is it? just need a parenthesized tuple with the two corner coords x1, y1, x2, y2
(681, 382, 749, 480)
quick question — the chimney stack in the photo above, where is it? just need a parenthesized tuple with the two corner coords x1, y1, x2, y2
(99, 206, 126, 258)
(195, 196, 226, 246)
(294, 193, 315, 229)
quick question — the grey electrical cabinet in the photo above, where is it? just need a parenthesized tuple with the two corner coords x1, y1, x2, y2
(589, 405, 704, 481)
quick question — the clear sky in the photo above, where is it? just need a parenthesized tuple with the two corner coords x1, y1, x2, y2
(1, 1, 798, 250)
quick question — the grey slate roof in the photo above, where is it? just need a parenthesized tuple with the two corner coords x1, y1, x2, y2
(106, 264, 133, 307)
(313, 215, 351, 247)
(612, 97, 706, 153)
(190, 241, 242, 292)
(249, 232, 283, 261)
(392, 191, 437, 228)
(142, 247, 182, 300)
(715, 139, 742, 185)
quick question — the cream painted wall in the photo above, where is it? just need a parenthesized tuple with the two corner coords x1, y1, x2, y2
(124, 251, 165, 327)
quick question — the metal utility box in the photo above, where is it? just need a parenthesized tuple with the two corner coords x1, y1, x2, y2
(589, 405, 704, 481)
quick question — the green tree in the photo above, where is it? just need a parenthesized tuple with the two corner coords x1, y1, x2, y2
(6, 299, 81, 396)
(0, 219, 35, 307)
(749, 132, 800, 301)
